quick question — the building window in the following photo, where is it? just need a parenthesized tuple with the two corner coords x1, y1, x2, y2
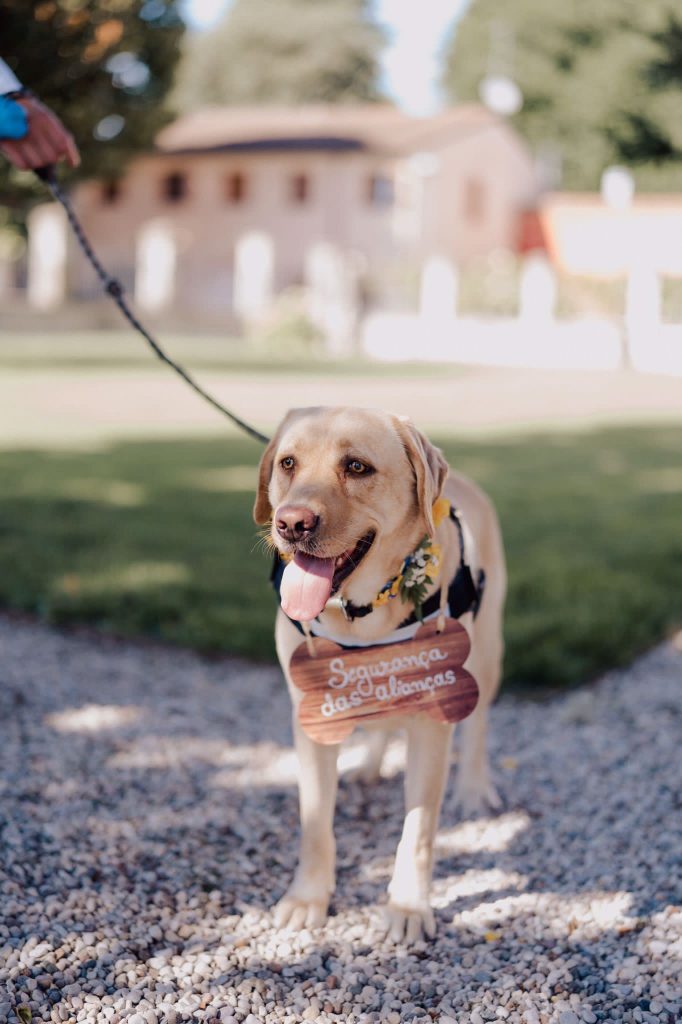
(290, 173, 309, 204)
(226, 171, 247, 203)
(463, 178, 486, 223)
(163, 171, 187, 202)
(101, 180, 121, 205)
(368, 174, 394, 207)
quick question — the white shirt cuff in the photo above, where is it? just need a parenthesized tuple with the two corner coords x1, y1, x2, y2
(0, 59, 22, 95)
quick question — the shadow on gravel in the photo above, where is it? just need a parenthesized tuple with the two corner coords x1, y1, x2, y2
(1, 619, 680, 1023)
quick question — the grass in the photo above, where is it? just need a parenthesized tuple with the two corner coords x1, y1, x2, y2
(0, 330, 466, 377)
(1, 424, 681, 693)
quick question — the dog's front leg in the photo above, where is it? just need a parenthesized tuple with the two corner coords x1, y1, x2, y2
(385, 717, 453, 942)
(274, 716, 339, 930)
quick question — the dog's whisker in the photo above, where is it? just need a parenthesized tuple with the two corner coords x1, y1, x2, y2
(252, 532, 280, 558)
(252, 537, 271, 556)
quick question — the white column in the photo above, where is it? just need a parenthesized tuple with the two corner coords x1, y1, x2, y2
(27, 202, 68, 310)
(419, 257, 458, 323)
(304, 242, 358, 357)
(519, 252, 556, 322)
(135, 219, 177, 314)
(233, 231, 275, 326)
(625, 261, 661, 369)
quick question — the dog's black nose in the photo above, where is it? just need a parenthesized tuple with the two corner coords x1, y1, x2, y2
(275, 505, 320, 543)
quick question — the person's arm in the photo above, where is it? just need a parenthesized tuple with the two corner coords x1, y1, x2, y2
(0, 58, 79, 169)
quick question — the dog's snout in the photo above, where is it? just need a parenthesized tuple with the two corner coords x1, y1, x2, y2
(275, 505, 320, 543)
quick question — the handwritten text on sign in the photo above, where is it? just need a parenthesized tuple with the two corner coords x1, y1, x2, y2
(289, 619, 479, 744)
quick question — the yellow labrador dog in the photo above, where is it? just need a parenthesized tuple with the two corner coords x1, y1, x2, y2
(254, 406, 506, 942)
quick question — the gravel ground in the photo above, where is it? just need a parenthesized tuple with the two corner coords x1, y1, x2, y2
(0, 616, 680, 1024)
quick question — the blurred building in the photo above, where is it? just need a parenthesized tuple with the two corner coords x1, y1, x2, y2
(56, 103, 537, 322)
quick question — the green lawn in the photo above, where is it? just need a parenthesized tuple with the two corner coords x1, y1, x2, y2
(0, 331, 465, 378)
(1, 424, 681, 692)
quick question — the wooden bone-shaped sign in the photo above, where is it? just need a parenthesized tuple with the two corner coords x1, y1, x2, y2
(289, 618, 479, 744)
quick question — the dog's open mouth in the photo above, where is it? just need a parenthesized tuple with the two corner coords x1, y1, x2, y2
(280, 531, 375, 621)
(331, 531, 375, 592)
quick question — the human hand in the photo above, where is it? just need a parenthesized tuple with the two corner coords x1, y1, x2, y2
(0, 95, 79, 170)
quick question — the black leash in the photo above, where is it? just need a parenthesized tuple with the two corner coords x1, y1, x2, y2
(35, 167, 270, 446)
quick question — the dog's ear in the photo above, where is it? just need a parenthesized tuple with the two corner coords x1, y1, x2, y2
(253, 409, 304, 525)
(394, 416, 449, 535)
(253, 433, 279, 525)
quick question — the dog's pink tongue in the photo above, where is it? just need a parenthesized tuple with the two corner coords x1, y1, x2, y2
(281, 552, 335, 621)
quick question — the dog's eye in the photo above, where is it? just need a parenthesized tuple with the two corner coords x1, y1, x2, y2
(280, 456, 295, 471)
(347, 459, 370, 475)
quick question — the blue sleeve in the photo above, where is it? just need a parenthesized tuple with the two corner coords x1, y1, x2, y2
(0, 95, 28, 140)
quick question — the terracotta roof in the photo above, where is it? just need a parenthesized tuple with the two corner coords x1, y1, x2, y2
(155, 104, 503, 156)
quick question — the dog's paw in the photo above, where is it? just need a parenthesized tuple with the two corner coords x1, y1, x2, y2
(381, 901, 437, 944)
(452, 775, 503, 818)
(273, 893, 328, 930)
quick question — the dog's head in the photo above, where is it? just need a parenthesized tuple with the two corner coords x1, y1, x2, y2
(254, 407, 448, 620)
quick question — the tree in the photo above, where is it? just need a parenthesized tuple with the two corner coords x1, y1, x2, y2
(0, 0, 184, 203)
(442, 0, 682, 191)
(174, 0, 384, 111)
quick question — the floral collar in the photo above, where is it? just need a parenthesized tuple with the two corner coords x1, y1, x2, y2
(335, 497, 451, 622)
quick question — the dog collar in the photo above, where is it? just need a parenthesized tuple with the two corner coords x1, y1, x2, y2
(270, 502, 485, 647)
(336, 527, 443, 622)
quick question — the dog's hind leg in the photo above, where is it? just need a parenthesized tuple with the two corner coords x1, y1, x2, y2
(274, 717, 339, 930)
(346, 728, 390, 784)
(452, 614, 504, 817)
(453, 701, 502, 817)
(384, 717, 453, 942)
